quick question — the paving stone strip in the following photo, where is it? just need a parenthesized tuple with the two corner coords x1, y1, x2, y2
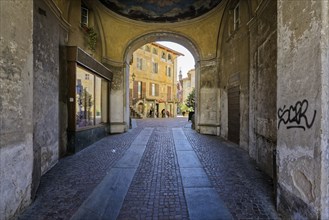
(71, 128, 154, 220)
(173, 128, 232, 220)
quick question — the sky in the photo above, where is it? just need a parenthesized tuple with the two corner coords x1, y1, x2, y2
(156, 41, 195, 79)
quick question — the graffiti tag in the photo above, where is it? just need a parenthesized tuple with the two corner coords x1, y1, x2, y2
(277, 99, 316, 131)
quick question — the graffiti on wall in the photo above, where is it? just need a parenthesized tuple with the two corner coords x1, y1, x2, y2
(277, 99, 316, 131)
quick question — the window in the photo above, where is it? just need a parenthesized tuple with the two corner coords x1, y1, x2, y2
(168, 54, 172, 62)
(152, 62, 158, 73)
(137, 57, 143, 70)
(167, 66, 171, 77)
(137, 81, 142, 99)
(151, 83, 156, 96)
(233, 2, 240, 30)
(153, 48, 158, 55)
(76, 66, 108, 129)
(81, 6, 88, 26)
(150, 83, 159, 96)
(145, 45, 151, 52)
(161, 51, 166, 61)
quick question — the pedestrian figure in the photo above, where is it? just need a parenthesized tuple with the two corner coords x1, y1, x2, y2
(149, 107, 153, 118)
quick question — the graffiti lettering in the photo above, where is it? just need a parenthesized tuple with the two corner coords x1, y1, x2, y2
(277, 99, 316, 131)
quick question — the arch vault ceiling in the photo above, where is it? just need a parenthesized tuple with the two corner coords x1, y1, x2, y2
(99, 0, 222, 22)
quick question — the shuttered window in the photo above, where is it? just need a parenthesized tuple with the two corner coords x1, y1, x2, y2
(150, 83, 159, 96)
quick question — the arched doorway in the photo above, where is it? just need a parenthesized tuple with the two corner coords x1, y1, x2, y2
(123, 32, 201, 127)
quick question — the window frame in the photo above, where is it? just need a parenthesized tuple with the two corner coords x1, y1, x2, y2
(161, 51, 166, 61)
(145, 45, 151, 52)
(151, 83, 156, 96)
(137, 57, 143, 70)
(152, 48, 158, 55)
(67, 47, 113, 133)
(75, 66, 109, 130)
(152, 62, 158, 73)
(81, 6, 89, 27)
(168, 54, 172, 62)
(233, 2, 240, 31)
(167, 66, 171, 77)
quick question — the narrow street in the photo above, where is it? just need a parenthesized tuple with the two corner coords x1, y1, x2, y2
(19, 118, 279, 220)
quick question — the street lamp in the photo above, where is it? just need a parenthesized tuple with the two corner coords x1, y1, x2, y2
(131, 73, 135, 106)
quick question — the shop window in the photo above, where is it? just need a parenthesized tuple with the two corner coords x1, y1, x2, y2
(76, 66, 108, 129)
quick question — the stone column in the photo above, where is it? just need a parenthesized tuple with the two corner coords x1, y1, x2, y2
(0, 1, 34, 219)
(105, 61, 129, 133)
(277, 1, 329, 219)
(104, 60, 129, 133)
(196, 59, 220, 135)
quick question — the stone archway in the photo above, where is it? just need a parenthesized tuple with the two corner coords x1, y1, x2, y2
(123, 32, 202, 129)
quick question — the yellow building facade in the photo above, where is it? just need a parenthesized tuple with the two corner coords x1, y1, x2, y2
(129, 43, 182, 118)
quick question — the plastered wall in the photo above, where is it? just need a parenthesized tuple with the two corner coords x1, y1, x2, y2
(0, 1, 34, 219)
(277, 0, 329, 218)
(248, 0, 277, 177)
(218, 0, 250, 148)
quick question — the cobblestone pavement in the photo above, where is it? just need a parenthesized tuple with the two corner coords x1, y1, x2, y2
(19, 117, 280, 220)
(184, 129, 279, 219)
(19, 128, 143, 220)
(118, 126, 189, 220)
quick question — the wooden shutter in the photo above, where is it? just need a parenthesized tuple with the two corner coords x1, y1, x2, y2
(149, 82, 152, 96)
(167, 86, 171, 101)
(155, 84, 159, 96)
(142, 82, 146, 98)
(133, 81, 138, 99)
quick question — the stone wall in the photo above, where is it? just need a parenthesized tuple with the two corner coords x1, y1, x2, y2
(197, 59, 220, 135)
(32, 0, 69, 198)
(277, 0, 329, 218)
(0, 1, 34, 219)
(248, 0, 277, 178)
(218, 0, 250, 149)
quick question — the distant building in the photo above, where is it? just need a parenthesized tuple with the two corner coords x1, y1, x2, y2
(176, 69, 184, 104)
(129, 42, 183, 118)
(182, 69, 195, 103)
